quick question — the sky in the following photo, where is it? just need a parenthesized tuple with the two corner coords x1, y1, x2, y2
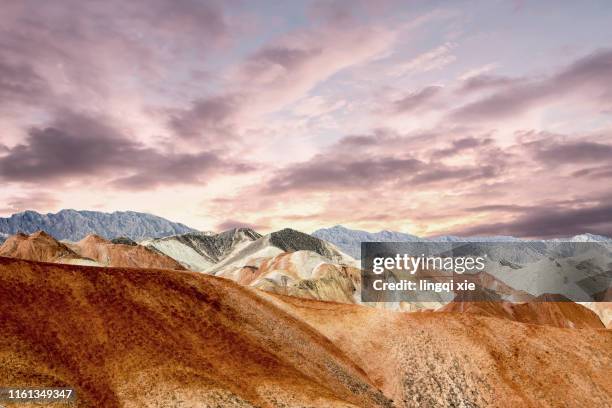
(1, 0, 611, 237)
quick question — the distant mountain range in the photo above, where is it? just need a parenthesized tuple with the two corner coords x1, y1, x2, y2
(0, 210, 196, 241)
(1, 210, 610, 259)
(312, 225, 612, 258)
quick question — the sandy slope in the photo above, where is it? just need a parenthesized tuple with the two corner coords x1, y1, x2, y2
(0, 257, 390, 408)
(217, 250, 362, 303)
(69, 234, 185, 270)
(265, 293, 612, 407)
(0, 231, 97, 266)
(438, 293, 605, 329)
(1, 257, 610, 407)
(580, 302, 612, 328)
(0, 232, 184, 270)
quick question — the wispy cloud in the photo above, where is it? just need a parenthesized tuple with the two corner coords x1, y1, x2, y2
(451, 49, 612, 121)
(390, 42, 456, 76)
(1, 1, 611, 235)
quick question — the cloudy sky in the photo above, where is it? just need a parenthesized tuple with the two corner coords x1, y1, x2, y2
(1, 0, 611, 237)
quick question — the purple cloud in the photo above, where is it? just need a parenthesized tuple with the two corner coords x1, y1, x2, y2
(533, 140, 612, 164)
(0, 192, 59, 215)
(451, 49, 612, 121)
(0, 58, 50, 106)
(215, 219, 265, 232)
(450, 202, 612, 238)
(262, 131, 506, 194)
(465, 204, 533, 213)
(458, 74, 522, 93)
(0, 110, 254, 189)
(410, 164, 499, 185)
(393, 86, 443, 113)
(265, 156, 423, 193)
(572, 165, 612, 179)
(168, 95, 241, 141)
(247, 46, 323, 73)
(434, 136, 493, 157)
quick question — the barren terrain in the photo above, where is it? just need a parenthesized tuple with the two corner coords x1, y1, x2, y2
(1, 257, 610, 407)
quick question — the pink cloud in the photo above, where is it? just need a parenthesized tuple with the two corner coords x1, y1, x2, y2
(206, 127, 612, 236)
(0, 110, 255, 189)
(450, 49, 612, 121)
(230, 22, 397, 112)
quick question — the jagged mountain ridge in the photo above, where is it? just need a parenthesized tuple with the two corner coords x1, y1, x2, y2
(312, 225, 421, 258)
(144, 228, 262, 271)
(269, 228, 344, 259)
(0, 209, 196, 241)
(146, 227, 354, 273)
(312, 225, 612, 258)
(207, 228, 355, 275)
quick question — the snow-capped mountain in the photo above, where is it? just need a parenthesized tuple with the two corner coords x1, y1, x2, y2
(0, 210, 196, 241)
